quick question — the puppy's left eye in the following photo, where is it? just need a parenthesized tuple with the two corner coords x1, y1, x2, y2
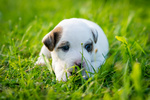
(60, 45, 69, 52)
(85, 43, 93, 52)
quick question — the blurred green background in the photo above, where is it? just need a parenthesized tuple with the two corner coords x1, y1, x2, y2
(0, 0, 150, 99)
(0, 0, 149, 45)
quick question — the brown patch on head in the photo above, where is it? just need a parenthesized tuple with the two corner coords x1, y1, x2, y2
(42, 26, 63, 51)
(91, 29, 98, 43)
(95, 48, 98, 53)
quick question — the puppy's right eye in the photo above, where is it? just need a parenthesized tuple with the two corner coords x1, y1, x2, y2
(85, 43, 93, 52)
(60, 45, 69, 52)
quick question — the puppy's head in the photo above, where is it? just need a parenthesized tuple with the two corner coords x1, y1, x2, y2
(42, 19, 98, 79)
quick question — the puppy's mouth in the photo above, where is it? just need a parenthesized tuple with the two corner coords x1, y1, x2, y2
(69, 65, 85, 75)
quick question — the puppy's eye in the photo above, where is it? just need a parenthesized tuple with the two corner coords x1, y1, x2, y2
(85, 43, 93, 52)
(60, 45, 69, 52)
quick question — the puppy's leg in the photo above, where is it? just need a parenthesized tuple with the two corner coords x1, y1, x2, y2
(35, 45, 51, 65)
(55, 70, 71, 82)
(54, 65, 71, 81)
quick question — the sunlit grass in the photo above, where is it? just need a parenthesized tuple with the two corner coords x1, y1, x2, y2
(0, 0, 150, 99)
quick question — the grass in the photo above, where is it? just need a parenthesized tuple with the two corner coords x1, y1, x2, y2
(0, 0, 150, 99)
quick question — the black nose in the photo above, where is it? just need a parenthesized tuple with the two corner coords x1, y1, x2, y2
(75, 62, 82, 69)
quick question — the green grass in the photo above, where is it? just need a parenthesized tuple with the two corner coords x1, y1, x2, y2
(0, 0, 150, 99)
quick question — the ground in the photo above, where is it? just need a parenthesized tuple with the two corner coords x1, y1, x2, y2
(0, 0, 150, 100)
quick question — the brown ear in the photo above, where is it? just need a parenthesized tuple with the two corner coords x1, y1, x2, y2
(91, 29, 98, 43)
(42, 27, 62, 51)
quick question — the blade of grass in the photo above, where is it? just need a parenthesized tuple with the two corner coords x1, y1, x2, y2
(42, 54, 55, 78)
(116, 36, 132, 62)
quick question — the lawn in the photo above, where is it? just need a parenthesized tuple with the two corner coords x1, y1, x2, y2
(0, 0, 150, 99)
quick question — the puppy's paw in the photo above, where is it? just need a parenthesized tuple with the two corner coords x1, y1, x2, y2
(35, 57, 48, 66)
(56, 71, 71, 82)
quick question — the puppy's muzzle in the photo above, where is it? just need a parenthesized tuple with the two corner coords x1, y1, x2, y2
(75, 62, 82, 69)
(70, 61, 85, 75)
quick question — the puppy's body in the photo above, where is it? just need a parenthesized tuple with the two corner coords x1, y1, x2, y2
(36, 18, 109, 81)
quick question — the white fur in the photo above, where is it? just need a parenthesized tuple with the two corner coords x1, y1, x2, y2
(35, 18, 109, 81)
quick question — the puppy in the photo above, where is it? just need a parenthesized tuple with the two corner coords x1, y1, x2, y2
(35, 18, 109, 81)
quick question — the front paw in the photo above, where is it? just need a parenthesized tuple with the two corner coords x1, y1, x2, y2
(35, 56, 49, 66)
(35, 58, 46, 66)
(56, 71, 71, 82)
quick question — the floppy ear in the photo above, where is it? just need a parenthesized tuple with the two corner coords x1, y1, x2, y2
(91, 29, 98, 43)
(42, 27, 62, 51)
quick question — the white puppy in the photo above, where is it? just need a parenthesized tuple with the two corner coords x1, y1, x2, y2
(35, 18, 109, 81)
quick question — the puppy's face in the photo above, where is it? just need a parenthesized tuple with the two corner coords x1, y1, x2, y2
(42, 21, 98, 78)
